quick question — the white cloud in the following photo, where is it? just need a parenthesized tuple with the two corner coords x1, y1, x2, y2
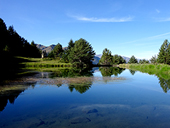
(69, 15, 133, 22)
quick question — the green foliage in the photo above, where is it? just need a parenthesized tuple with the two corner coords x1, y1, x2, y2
(48, 51, 55, 58)
(139, 59, 149, 64)
(0, 18, 41, 57)
(99, 49, 126, 65)
(69, 84, 91, 94)
(68, 39, 74, 49)
(49, 43, 63, 58)
(158, 77, 170, 93)
(61, 39, 75, 63)
(68, 38, 95, 67)
(150, 55, 157, 64)
(157, 39, 170, 64)
(99, 48, 113, 65)
(99, 67, 125, 77)
(119, 64, 170, 80)
(0, 18, 8, 52)
(112, 54, 126, 64)
(129, 70, 136, 75)
(128, 55, 138, 64)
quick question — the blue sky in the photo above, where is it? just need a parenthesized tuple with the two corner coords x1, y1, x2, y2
(1, 0, 170, 59)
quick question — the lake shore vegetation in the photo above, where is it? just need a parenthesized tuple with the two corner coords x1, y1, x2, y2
(2, 16, 170, 84)
(98, 48, 126, 65)
(119, 64, 170, 79)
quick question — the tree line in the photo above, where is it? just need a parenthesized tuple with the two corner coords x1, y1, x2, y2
(148, 39, 170, 64)
(46, 38, 95, 67)
(98, 39, 170, 65)
(98, 48, 125, 65)
(0, 18, 96, 67)
(98, 48, 126, 65)
(0, 18, 41, 58)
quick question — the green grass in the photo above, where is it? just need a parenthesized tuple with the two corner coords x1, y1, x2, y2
(18, 57, 72, 68)
(119, 64, 170, 79)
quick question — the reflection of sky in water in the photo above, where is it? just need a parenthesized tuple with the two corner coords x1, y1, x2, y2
(1, 69, 170, 128)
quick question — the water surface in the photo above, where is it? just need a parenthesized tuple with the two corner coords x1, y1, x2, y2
(0, 67, 170, 128)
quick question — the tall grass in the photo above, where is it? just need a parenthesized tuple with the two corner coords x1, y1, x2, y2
(119, 64, 170, 79)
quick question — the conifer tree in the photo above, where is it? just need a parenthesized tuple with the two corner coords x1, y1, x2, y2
(68, 38, 95, 67)
(68, 39, 74, 50)
(112, 54, 126, 64)
(49, 43, 63, 58)
(61, 39, 75, 62)
(150, 55, 157, 64)
(0, 18, 8, 52)
(99, 48, 113, 65)
(128, 55, 138, 64)
(157, 39, 169, 64)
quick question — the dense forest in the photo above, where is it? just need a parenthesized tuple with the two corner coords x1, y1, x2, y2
(0, 18, 41, 58)
(0, 18, 42, 81)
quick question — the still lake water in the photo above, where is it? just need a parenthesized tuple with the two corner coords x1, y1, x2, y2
(1, 67, 170, 128)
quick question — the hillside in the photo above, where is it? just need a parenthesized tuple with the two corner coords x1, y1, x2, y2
(36, 44, 68, 54)
(36, 44, 56, 54)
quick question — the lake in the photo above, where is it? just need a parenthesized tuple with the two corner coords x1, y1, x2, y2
(0, 67, 170, 128)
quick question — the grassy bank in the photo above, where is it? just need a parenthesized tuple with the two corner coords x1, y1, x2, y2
(19, 57, 72, 68)
(119, 64, 170, 79)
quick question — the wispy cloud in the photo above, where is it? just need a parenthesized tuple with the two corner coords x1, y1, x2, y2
(147, 32, 170, 39)
(158, 17, 170, 22)
(120, 32, 170, 45)
(69, 15, 133, 22)
(156, 9, 160, 13)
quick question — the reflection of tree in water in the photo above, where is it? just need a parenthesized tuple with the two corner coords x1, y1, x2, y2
(49, 69, 70, 78)
(68, 83, 92, 94)
(0, 83, 36, 112)
(0, 88, 26, 112)
(56, 84, 62, 87)
(0, 90, 23, 112)
(99, 67, 125, 77)
(129, 70, 136, 75)
(46, 68, 93, 93)
(158, 77, 170, 93)
(48, 67, 93, 78)
(68, 67, 93, 77)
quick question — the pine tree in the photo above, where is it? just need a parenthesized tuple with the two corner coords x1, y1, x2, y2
(50, 43, 63, 57)
(61, 39, 75, 63)
(68, 38, 95, 67)
(112, 54, 126, 64)
(166, 44, 170, 64)
(128, 55, 138, 64)
(150, 55, 157, 64)
(99, 48, 113, 65)
(0, 18, 8, 52)
(68, 39, 74, 50)
(157, 39, 169, 64)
